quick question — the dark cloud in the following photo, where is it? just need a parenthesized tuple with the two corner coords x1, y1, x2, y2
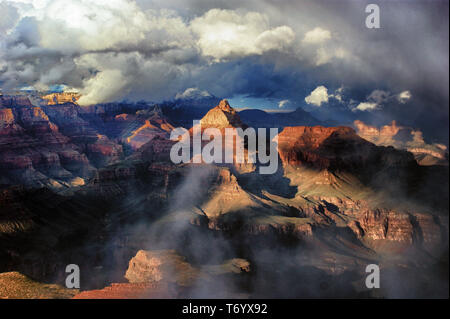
(0, 0, 448, 142)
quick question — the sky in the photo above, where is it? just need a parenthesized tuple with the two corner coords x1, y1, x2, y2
(0, 0, 448, 143)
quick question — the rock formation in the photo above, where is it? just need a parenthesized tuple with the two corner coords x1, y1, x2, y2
(354, 120, 448, 166)
(107, 105, 175, 150)
(125, 250, 199, 286)
(72, 282, 175, 299)
(200, 99, 245, 129)
(73, 250, 252, 299)
(277, 125, 416, 170)
(0, 97, 124, 188)
(0, 272, 78, 299)
(0, 95, 33, 108)
(41, 92, 81, 105)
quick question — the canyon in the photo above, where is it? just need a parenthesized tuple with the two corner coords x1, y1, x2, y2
(0, 95, 448, 298)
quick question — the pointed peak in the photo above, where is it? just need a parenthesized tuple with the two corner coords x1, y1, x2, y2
(218, 99, 233, 112)
(199, 99, 246, 129)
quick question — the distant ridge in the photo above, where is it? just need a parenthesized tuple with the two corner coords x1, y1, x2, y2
(239, 107, 323, 128)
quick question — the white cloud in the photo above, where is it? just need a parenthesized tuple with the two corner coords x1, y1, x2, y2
(9, 0, 153, 52)
(305, 85, 329, 106)
(255, 26, 295, 52)
(302, 27, 331, 44)
(191, 9, 295, 61)
(77, 69, 130, 106)
(398, 90, 412, 103)
(298, 26, 349, 67)
(354, 102, 378, 111)
(175, 87, 212, 100)
(278, 99, 289, 108)
(352, 89, 411, 112)
(352, 89, 390, 112)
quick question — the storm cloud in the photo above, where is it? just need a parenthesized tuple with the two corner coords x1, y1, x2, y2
(0, 0, 448, 142)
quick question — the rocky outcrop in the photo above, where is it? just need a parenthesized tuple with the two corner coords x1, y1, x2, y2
(200, 168, 264, 219)
(86, 135, 123, 167)
(43, 103, 124, 166)
(0, 272, 78, 299)
(354, 120, 400, 143)
(358, 210, 414, 244)
(0, 105, 91, 187)
(125, 250, 252, 285)
(42, 104, 98, 143)
(125, 250, 199, 286)
(128, 135, 175, 163)
(0, 108, 15, 124)
(109, 106, 175, 150)
(346, 208, 448, 254)
(204, 258, 251, 275)
(125, 119, 173, 150)
(278, 126, 362, 169)
(41, 93, 81, 105)
(354, 120, 448, 166)
(73, 250, 252, 299)
(0, 95, 33, 108)
(72, 282, 175, 299)
(279, 126, 357, 149)
(277, 125, 418, 183)
(413, 213, 447, 250)
(0, 97, 126, 188)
